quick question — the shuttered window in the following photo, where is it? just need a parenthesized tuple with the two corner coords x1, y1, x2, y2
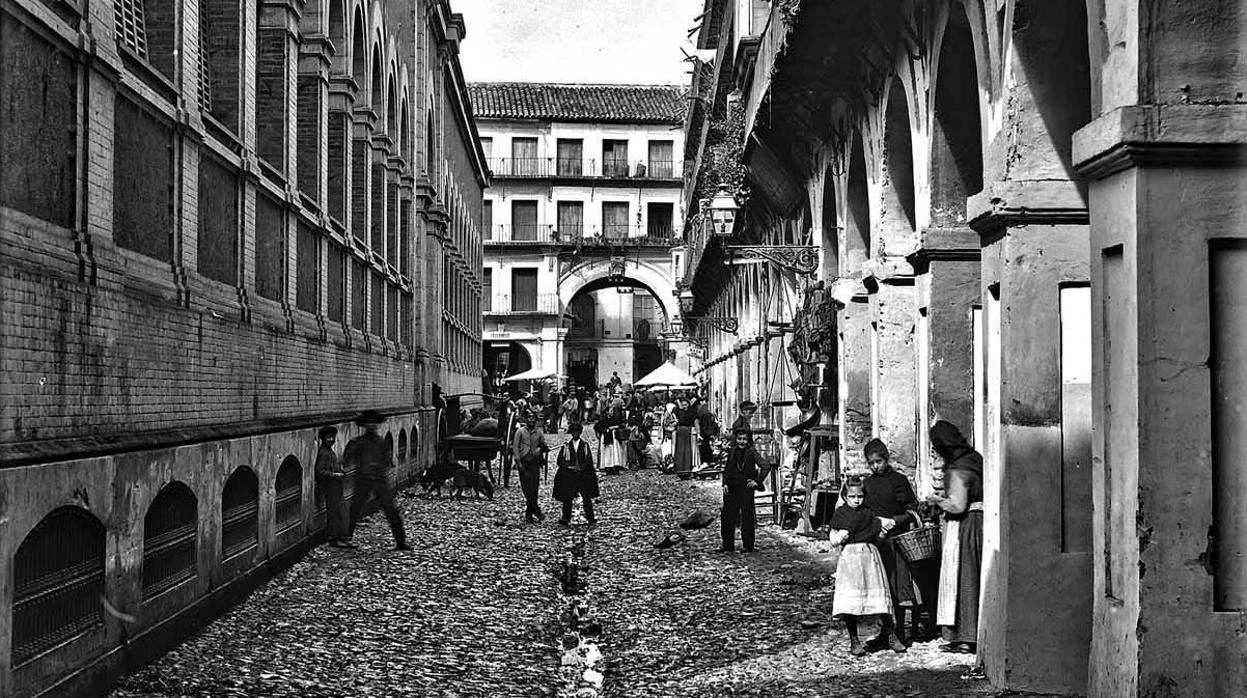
(556, 139, 583, 176)
(512, 201, 538, 241)
(648, 140, 674, 177)
(482, 268, 492, 311)
(511, 268, 538, 311)
(603, 202, 629, 239)
(603, 140, 628, 177)
(511, 137, 538, 175)
(482, 200, 493, 238)
(557, 201, 584, 238)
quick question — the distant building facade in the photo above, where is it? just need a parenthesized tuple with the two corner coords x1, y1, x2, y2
(0, 0, 485, 694)
(469, 83, 688, 389)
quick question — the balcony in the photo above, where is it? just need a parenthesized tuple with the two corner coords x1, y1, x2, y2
(487, 158, 682, 181)
(484, 224, 678, 249)
(482, 293, 561, 316)
(485, 224, 558, 244)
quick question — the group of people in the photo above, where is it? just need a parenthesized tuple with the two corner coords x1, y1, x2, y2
(829, 421, 984, 658)
(313, 410, 412, 552)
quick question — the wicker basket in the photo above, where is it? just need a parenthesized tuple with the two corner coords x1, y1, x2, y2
(893, 524, 941, 564)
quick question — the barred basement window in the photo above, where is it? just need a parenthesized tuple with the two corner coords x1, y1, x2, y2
(11, 507, 105, 667)
(274, 456, 303, 532)
(221, 467, 259, 559)
(142, 483, 198, 599)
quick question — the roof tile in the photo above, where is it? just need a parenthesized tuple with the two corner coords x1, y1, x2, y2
(467, 82, 686, 124)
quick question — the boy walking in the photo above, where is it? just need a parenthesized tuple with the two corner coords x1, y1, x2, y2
(314, 426, 354, 548)
(344, 410, 411, 551)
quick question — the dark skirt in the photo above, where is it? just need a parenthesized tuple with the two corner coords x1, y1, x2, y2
(674, 427, 695, 471)
(878, 537, 921, 607)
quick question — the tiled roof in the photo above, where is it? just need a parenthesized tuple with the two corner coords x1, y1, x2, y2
(468, 82, 686, 125)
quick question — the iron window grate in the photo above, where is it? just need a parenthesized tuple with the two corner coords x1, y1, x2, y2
(112, 0, 148, 57)
(142, 484, 198, 600)
(274, 458, 303, 532)
(11, 507, 105, 667)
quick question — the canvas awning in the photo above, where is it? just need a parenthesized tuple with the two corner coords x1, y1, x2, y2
(633, 361, 699, 389)
(502, 367, 558, 382)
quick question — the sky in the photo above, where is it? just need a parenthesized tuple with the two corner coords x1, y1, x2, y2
(452, 0, 702, 86)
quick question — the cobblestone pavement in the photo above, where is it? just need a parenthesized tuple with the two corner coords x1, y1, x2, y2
(111, 436, 1066, 698)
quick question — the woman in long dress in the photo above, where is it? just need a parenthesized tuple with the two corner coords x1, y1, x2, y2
(672, 396, 697, 478)
(926, 420, 984, 655)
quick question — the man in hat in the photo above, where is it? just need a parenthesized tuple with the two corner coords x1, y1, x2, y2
(553, 422, 598, 526)
(344, 410, 411, 550)
(314, 426, 354, 548)
(513, 411, 548, 522)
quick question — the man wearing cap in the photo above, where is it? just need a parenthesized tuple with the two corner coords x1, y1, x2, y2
(344, 410, 411, 551)
(719, 429, 766, 552)
(314, 426, 354, 548)
(732, 400, 757, 435)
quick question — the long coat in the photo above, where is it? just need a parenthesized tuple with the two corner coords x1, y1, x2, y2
(553, 438, 599, 502)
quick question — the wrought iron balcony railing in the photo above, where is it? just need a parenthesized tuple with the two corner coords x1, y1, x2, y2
(482, 293, 561, 315)
(485, 224, 678, 248)
(486, 224, 558, 243)
(487, 158, 683, 180)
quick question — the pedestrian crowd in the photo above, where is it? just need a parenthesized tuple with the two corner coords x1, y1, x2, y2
(313, 379, 984, 667)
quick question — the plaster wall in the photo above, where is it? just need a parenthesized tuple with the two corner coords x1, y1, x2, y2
(485, 182, 683, 238)
(977, 223, 1091, 695)
(1086, 164, 1247, 698)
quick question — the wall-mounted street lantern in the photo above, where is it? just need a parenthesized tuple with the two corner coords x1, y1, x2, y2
(709, 184, 738, 239)
(679, 288, 696, 315)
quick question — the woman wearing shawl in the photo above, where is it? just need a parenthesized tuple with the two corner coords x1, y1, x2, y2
(926, 420, 984, 654)
(672, 396, 698, 479)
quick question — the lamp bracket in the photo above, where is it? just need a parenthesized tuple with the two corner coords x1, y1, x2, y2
(685, 315, 739, 334)
(724, 245, 820, 275)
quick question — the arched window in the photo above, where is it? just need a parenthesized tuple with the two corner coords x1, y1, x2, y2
(274, 456, 303, 532)
(142, 483, 198, 599)
(11, 507, 105, 666)
(221, 467, 259, 559)
(398, 428, 408, 464)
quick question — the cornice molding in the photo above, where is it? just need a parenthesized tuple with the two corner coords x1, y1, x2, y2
(1074, 103, 1247, 180)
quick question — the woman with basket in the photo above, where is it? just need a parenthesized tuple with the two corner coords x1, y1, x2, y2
(861, 439, 933, 649)
(925, 420, 985, 655)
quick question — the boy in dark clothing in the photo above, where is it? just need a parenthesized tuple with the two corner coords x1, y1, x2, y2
(314, 426, 354, 548)
(344, 410, 411, 551)
(553, 423, 598, 525)
(719, 430, 767, 552)
(732, 400, 757, 434)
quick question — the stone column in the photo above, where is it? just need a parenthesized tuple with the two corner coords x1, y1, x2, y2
(908, 228, 979, 496)
(1075, 108, 1247, 698)
(835, 278, 873, 474)
(865, 263, 918, 474)
(969, 182, 1091, 693)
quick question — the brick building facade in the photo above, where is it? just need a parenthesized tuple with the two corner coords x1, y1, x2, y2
(0, 0, 486, 694)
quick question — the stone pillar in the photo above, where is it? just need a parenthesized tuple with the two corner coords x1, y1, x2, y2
(909, 228, 979, 496)
(836, 280, 873, 474)
(1075, 107, 1247, 698)
(865, 264, 918, 474)
(969, 182, 1092, 694)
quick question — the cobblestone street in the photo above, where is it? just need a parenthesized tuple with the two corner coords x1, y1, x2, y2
(111, 438, 1059, 698)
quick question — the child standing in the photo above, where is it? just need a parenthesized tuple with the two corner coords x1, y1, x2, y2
(830, 477, 905, 656)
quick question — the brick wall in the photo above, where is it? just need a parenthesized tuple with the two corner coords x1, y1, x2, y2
(296, 75, 322, 200)
(255, 24, 287, 170)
